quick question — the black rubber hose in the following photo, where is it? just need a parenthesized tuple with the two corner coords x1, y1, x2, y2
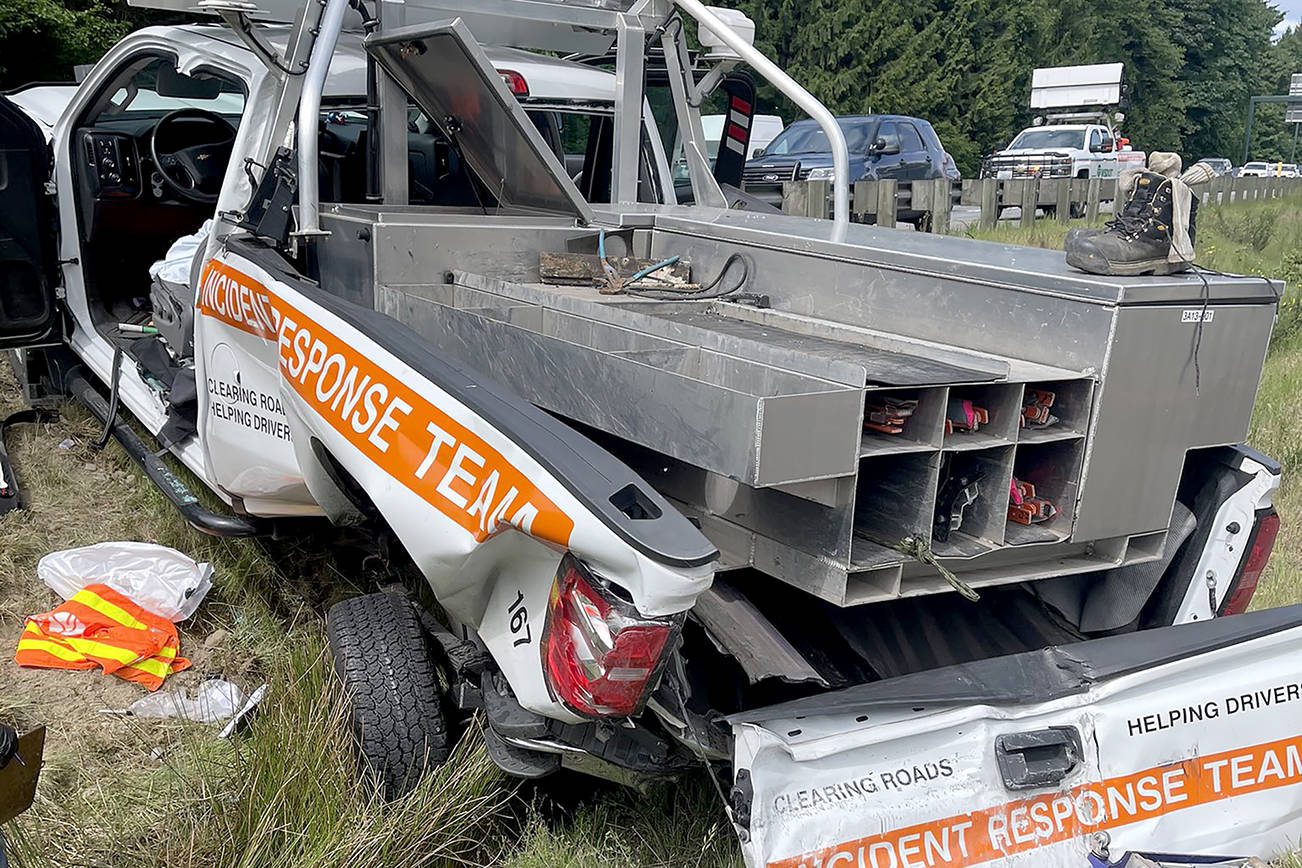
(91, 346, 124, 452)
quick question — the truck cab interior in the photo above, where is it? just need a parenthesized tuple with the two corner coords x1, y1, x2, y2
(69, 49, 666, 370)
(316, 103, 667, 209)
(70, 55, 246, 341)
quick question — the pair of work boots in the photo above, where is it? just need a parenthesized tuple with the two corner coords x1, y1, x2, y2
(1065, 157, 1206, 276)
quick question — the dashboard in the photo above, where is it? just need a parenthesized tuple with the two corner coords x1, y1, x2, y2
(80, 130, 142, 199)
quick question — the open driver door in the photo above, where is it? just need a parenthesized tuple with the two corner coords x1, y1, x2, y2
(0, 97, 61, 349)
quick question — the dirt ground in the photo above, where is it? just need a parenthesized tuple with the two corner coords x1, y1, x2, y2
(0, 362, 279, 859)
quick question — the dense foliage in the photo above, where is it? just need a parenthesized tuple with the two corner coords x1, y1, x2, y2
(0, 0, 128, 87)
(723, 0, 1301, 173)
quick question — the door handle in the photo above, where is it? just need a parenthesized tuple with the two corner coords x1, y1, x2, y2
(994, 726, 1082, 790)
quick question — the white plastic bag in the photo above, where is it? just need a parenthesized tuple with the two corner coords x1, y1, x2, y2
(108, 679, 246, 724)
(38, 542, 214, 622)
(148, 218, 211, 285)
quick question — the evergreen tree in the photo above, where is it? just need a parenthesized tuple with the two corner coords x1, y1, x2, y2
(0, 0, 129, 87)
(720, 0, 1283, 174)
(1169, 0, 1282, 160)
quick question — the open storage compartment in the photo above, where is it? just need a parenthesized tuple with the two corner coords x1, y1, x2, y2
(860, 386, 947, 456)
(943, 383, 1022, 450)
(1018, 378, 1094, 444)
(1006, 439, 1085, 545)
(853, 452, 941, 546)
(931, 445, 1016, 558)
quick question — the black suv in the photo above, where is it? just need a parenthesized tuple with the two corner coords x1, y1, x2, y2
(742, 114, 959, 225)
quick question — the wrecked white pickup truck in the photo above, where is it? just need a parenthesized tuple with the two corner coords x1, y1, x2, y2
(1, 1, 1299, 866)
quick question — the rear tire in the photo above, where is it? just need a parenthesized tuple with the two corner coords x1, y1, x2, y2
(327, 591, 451, 798)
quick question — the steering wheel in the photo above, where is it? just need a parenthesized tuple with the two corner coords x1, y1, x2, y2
(150, 108, 236, 204)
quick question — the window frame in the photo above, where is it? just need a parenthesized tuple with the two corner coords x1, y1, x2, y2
(898, 122, 925, 153)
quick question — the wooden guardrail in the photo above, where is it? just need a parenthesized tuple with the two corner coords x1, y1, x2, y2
(779, 175, 1302, 232)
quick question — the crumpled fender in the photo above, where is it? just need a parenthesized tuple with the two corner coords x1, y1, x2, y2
(194, 243, 716, 720)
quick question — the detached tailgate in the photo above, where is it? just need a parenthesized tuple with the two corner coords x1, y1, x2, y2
(731, 605, 1302, 868)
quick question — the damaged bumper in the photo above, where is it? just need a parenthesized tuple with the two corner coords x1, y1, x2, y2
(730, 605, 1302, 868)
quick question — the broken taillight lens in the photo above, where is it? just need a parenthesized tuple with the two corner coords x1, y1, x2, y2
(1219, 510, 1280, 616)
(542, 553, 677, 718)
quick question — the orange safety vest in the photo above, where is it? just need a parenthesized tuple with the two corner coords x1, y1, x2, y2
(14, 583, 190, 691)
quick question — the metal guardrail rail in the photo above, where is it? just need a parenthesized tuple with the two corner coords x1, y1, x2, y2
(779, 175, 1302, 232)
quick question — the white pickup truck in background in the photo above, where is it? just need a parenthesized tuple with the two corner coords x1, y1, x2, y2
(981, 124, 1127, 183)
(979, 63, 1147, 215)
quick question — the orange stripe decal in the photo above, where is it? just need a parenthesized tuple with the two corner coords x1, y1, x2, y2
(197, 259, 281, 341)
(768, 733, 1302, 868)
(197, 260, 574, 548)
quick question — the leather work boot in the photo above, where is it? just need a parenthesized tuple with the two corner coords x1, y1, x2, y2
(1062, 176, 1151, 249)
(1065, 171, 1197, 275)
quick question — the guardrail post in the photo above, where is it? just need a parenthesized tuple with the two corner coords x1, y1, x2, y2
(931, 178, 952, 234)
(780, 181, 803, 216)
(876, 180, 897, 229)
(1101, 178, 1117, 208)
(1053, 179, 1071, 223)
(1019, 179, 1038, 228)
(1085, 179, 1101, 221)
(979, 179, 999, 229)
(807, 179, 830, 218)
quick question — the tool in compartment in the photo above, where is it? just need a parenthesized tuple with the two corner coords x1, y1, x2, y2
(1021, 388, 1059, 429)
(934, 454, 983, 542)
(1008, 477, 1059, 525)
(944, 398, 989, 434)
(864, 395, 919, 435)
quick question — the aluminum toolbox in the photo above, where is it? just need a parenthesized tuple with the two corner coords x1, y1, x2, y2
(315, 203, 1279, 606)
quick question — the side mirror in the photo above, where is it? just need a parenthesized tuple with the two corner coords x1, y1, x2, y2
(871, 138, 900, 156)
(752, 147, 766, 158)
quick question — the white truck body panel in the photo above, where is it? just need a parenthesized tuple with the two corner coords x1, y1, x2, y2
(734, 610, 1302, 868)
(4, 85, 77, 141)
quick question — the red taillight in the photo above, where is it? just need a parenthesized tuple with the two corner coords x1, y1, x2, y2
(1220, 511, 1280, 616)
(542, 554, 677, 718)
(497, 69, 529, 97)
